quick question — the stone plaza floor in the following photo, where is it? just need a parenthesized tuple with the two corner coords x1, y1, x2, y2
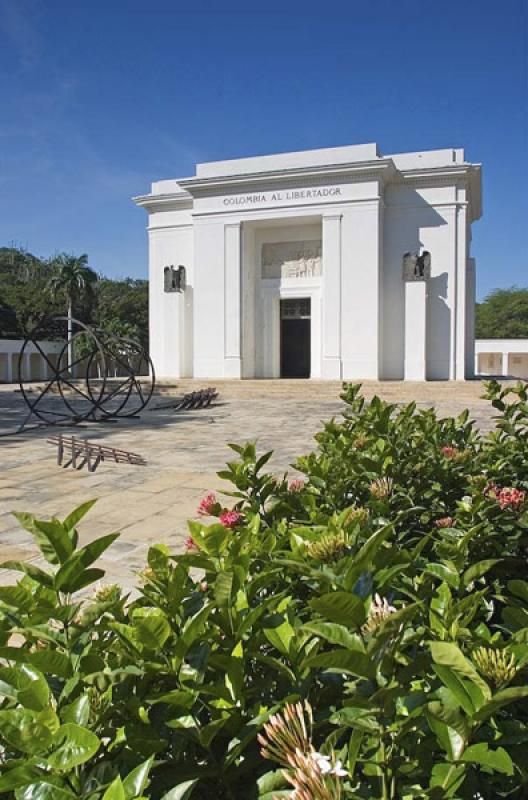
(0, 379, 502, 592)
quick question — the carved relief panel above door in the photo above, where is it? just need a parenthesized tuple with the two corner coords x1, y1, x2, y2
(261, 240, 322, 279)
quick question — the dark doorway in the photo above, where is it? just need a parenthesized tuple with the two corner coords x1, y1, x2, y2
(280, 298, 311, 378)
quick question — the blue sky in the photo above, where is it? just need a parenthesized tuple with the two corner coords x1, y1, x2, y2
(0, 0, 526, 299)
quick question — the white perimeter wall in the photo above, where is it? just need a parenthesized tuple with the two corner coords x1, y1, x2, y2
(476, 340, 528, 379)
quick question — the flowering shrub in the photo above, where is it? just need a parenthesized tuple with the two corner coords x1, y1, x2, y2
(0, 380, 527, 799)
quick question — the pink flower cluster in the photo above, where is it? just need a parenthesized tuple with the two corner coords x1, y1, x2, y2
(497, 487, 526, 511)
(185, 536, 198, 552)
(441, 446, 458, 459)
(288, 478, 305, 493)
(219, 509, 243, 529)
(195, 491, 243, 531)
(197, 492, 217, 517)
(435, 516, 455, 528)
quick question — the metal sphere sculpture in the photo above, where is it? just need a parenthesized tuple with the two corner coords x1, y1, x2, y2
(18, 316, 154, 430)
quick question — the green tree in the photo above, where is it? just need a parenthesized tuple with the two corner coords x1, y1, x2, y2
(0, 246, 148, 352)
(93, 277, 149, 350)
(476, 287, 528, 338)
(47, 253, 98, 365)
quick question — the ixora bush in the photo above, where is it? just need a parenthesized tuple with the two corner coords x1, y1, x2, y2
(0, 381, 528, 799)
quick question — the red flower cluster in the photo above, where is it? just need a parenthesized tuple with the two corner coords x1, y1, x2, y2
(441, 446, 458, 459)
(497, 487, 526, 511)
(197, 492, 217, 517)
(435, 516, 455, 528)
(219, 509, 243, 529)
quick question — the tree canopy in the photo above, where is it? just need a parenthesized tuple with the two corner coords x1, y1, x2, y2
(475, 287, 528, 339)
(0, 247, 148, 349)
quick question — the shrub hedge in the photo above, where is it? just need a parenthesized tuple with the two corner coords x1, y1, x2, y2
(0, 381, 527, 799)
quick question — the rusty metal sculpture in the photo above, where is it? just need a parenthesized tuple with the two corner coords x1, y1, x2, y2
(15, 315, 154, 432)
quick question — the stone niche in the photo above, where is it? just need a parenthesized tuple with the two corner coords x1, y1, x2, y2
(261, 240, 322, 279)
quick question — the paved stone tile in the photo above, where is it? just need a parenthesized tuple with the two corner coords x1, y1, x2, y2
(0, 379, 509, 591)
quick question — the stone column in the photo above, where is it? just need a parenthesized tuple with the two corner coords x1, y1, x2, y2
(6, 353, 13, 383)
(321, 214, 342, 379)
(454, 200, 468, 380)
(503, 351, 510, 376)
(404, 281, 427, 381)
(224, 223, 242, 378)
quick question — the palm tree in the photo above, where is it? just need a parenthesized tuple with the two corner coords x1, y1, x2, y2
(48, 253, 98, 371)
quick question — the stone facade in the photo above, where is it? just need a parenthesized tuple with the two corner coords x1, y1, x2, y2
(134, 142, 482, 381)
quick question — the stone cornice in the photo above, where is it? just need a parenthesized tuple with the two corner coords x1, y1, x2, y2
(177, 158, 397, 196)
(134, 159, 482, 221)
(394, 163, 482, 221)
(133, 192, 192, 212)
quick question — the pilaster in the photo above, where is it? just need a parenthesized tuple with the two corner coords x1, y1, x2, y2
(224, 222, 242, 378)
(341, 199, 382, 380)
(404, 281, 427, 380)
(321, 213, 342, 379)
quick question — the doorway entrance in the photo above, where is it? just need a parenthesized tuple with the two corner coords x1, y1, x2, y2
(280, 298, 311, 378)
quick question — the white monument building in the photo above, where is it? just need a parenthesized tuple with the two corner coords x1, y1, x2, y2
(134, 142, 481, 381)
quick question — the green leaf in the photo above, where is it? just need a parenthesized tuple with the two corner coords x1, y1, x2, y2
(302, 621, 365, 651)
(429, 762, 466, 796)
(474, 686, 528, 721)
(462, 559, 501, 587)
(102, 777, 126, 800)
(0, 664, 49, 711)
(309, 591, 365, 627)
(0, 707, 57, 755)
(502, 605, 528, 630)
(189, 522, 229, 557)
(224, 641, 244, 703)
(425, 562, 460, 589)
(214, 571, 233, 606)
(508, 579, 528, 603)
(461, 743, 514, 775)
(61, 695, 90, 726)
(122, 756, 154, 799)
(160, 778, 199, 799)
(430, 642, 491, 708)
(26, 649, 72, 679)
(347, 728, 364, 780)
(63, 499, 97, 532)
(133, 611, 171, 650)
(10, 512, 62, 565)
(0, 584, 33, 609)
(54, 533, 119, 592)
(426, 705, 467, 761)
(0, 561, 53, 588)
(433, 665, 482, 715)
(0, 765, 42, 793)
(263, 614, 295, 657)
(257, 769, 290, 798)
(16, 781, 77, 800)
(16, 665, 50, 711)
(304, 648, 374, 678)
(344, 522, 394, 585)
(32, 519, 74, 565)
(46, 723, 100, 770)
(330, 705, 379, 731)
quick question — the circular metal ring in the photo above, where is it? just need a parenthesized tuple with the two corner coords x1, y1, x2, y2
(19, 316, 108, 426)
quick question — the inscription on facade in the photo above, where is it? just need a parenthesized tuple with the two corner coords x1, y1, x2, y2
(262, 240, 322, 280)
(223, 186, 341, 206)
